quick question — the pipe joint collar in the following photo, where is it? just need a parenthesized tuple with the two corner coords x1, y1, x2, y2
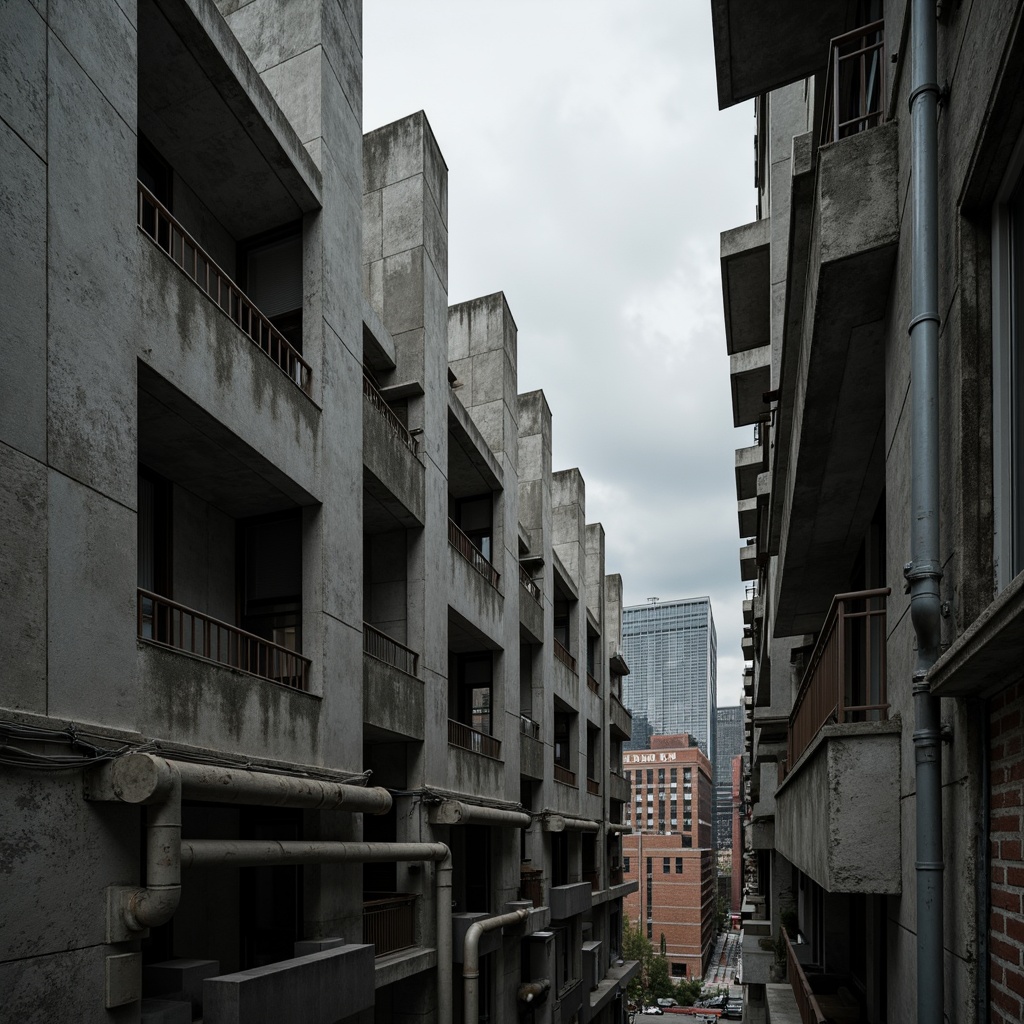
(908, 81, 940, 108)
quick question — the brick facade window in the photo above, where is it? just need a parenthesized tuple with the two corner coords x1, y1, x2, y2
(676, 857, 683, 874)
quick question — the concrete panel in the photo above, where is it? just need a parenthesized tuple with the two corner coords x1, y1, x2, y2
(0, 769, 138, 958)
(0, 944, 136, 1024)
(520, 731, 545, 781)
(363, 654, 424, 741)
(50, 0, 136, 125)
(362, 399, 426, 527)
(47, 471, 137, 726)
(0, 444, 47, 711)
(446, 737, 505, 803)
(775, 723, 901, 893)
(0, 120, 47, 460)
(47, 36, 137, 507)
(136, 643, 323, 763)
(0, 0, 46, 158)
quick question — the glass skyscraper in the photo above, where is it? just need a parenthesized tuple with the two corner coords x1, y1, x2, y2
(621, 597, 718, 768)
(715, 705, 743, 848)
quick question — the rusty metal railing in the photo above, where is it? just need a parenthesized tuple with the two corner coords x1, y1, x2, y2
(137, 182, 311, 393)
(586, 671, 600, 695)
(137, 588, 310, 690)
(787, 587, 890, 772)
(448, 519, 500, 590)
(448, 718, 501, 759)
(554, 639, 577, 674)
(784, 931, 827, 1024)
(520, 714, 540, 740)
(586, 777, 600, 796)
(519, 563, 542, 602)
(363, 373, 417, 453)
(822, 20, 886, 144)
(554, 763, 577, 787)
(363, 892, 418, 957)
(519, 868, 544, 907)
(363, 622, 418, 676)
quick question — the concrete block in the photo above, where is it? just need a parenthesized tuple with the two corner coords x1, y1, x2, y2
(140, 998, 191, 1023)
(259, 46, 322, 146)
(294, 938, 347, 955)
(144, 959, 220, 1016)
(203, 944, 374, 1024)
(106, 953, 142, 1009)
(549, 882, 592, 920)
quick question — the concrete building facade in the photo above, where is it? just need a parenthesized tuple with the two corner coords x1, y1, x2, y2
(714, 1, 1024, 1022)
(0, 2, 639, 1021)
(620, 736, 716, 981)
(621, 599, 718, 763)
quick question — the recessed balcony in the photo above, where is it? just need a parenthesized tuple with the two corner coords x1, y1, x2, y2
(775, 588, 901, 893)
(363, 893, 419, 958)
(448, 519, 500, 591)
(448, 718, 501, 760)
(362, 624, 423, 742)
(138, 183, 311, 393)
(138, 588, 310, 691)
(735, 442, 765, 503)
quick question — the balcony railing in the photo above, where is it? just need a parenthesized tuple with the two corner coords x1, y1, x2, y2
(448, 519, 500, 590)
(448, 718, 501, 759)
(520, 714, 540, 740)
(822, 20, 885, 144)
(554, 762, 577, 787)
(586, 671, 599, 695)
(553, 639, 577, 674)
(363, 373, 417, 453)
(787, 587, 890, 772)
(363, 622, 418, 677)
(137, 588, 310, 691)
(137, 182, 311, 393)
(363, 892, 418, 957)
(519, 563, 542, 602)
(519, 867, 544, 907)
(784, 931, 826, 1024)
(586, 777, 600, 796)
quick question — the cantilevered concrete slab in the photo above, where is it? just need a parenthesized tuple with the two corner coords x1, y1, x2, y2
(775, 721, 901, 894)
(775, 122, 898, 637)
(721, 218, 770, 354)
(710, 0, 849, 109)
(730, 344, 771, 427)
(735, 442, 765, 503)
(738, 496, 758, 538)
(739, 540, 757, 581)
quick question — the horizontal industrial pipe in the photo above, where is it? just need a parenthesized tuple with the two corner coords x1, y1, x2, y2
(101, 752, 392, 814)
(542, 814, 600, 833)
(181, 839, 450, 869)
(429, 799, 532, 827)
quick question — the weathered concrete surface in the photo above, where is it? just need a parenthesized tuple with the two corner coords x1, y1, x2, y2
(775, 722, 901, 893)
(363, 654, 425, 741)
(721, 217, 771, 354)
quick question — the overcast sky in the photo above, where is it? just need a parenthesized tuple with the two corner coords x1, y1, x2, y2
(363, 1, 755, 707)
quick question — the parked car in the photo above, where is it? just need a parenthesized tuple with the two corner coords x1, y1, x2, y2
(657, 998, 678, 1007)
(722, 1000, 743, 1020)
(642, 1007, 664, 1016)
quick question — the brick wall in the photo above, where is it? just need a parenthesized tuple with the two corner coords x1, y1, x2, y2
(990, 679, 1024, 1024)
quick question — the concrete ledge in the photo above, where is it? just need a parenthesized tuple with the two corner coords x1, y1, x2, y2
(373, 945, 436, 989)
(776, 720, 901, 893)
(930, 569, 1024, 697)
(721, 218, 770, 356)
(765, 981, 803, 1024)
(203, 944, 374, 1024)
(550, 882, 593, 920)
(591, 879, 639, 907)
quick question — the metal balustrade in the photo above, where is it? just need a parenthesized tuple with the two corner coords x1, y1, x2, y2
(519, 563, 542, 602)
(363, 893, 418, 957)
(784, 931, 827, 1024)
(448, 519, 501, 590)
(448, 718, 501, 759)
(137, 588, 310, 690)
(554, 763, 577, 787)
(553, 639, 577, 674)
(586, 777, 600, 796)
(363, 622, 418, 676)
(586, 672, 599, 695)
(137, 182, 311, 393)
(822, 20, 886, 144)
(520, 714, 540, 740)
(363, 373, 417, 453)
(787, 588, 890, 773)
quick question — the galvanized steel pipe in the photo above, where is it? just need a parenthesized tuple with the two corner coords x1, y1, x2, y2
(463, 908, 530, 1024)
(907, 1, 944, 1020)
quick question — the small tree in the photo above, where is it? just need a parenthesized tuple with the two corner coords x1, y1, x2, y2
(622, 919, 652, 1006)
(674, 977, 704, 1006)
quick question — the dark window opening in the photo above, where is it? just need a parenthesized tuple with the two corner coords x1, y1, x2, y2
(451, 494, 494, 563)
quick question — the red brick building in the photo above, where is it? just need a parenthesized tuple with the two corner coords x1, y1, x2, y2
(622, 735, 716, 980)
(731, 754, 743, 917)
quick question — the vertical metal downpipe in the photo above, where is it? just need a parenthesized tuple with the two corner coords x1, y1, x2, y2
(905, 0, 944, 1021)
(975, 701, 990, 1023)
